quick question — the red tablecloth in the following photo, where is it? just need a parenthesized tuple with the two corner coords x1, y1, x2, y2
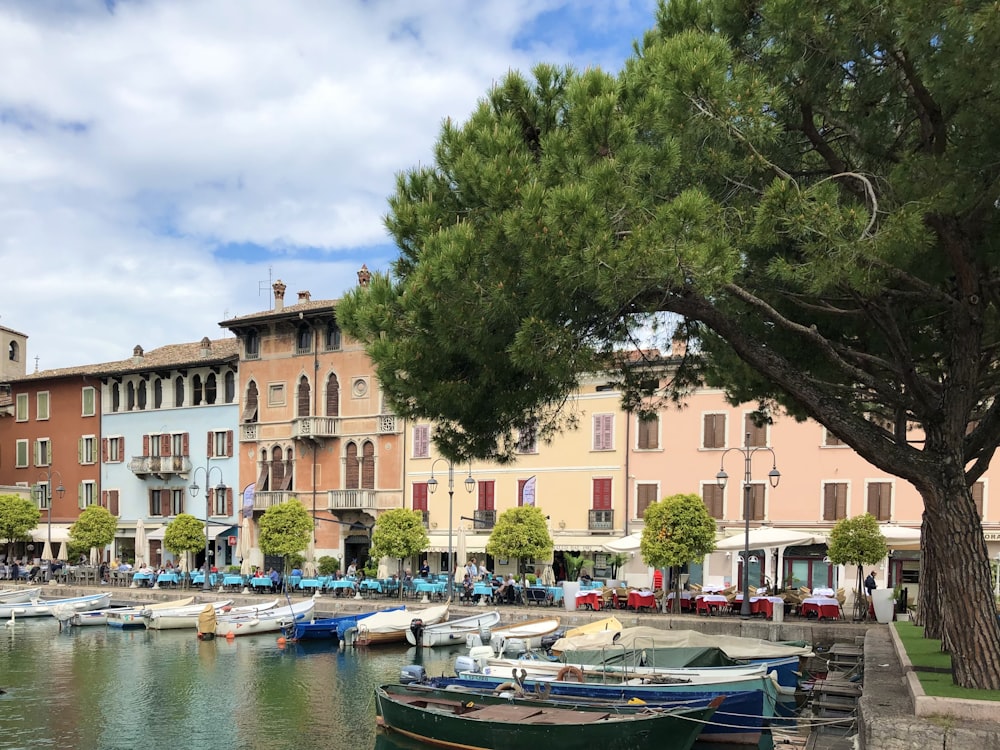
(800, 597, 840, 619)
(666, 592, 693, 611)
(575, 591, 602, 610)
(695, 594, 729, 615)
(627, 592, 656, 610)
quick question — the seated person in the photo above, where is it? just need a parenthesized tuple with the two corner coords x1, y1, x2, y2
(291, 566, 302, 578)
(478, 562, 490, 581)
(461, 574, 474, 602)
(495, 574, 518, 603)
(268, 567, 281, 590)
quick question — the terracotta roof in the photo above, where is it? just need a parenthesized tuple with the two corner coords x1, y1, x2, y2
(0, 324, 28, 337)
(5, 338, 240, 383)
(219, 298, 337, 326)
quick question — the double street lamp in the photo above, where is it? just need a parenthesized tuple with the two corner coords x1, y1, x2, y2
(427, 459, 476, 599)
(35, 468, 65, 559)
(189, 465, 227, 592)
(717, 434, 780, 617)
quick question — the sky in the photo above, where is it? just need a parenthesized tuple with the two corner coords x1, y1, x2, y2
(1, 0, 658, 371)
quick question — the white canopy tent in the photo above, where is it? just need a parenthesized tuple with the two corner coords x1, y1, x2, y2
(716, 527, 823, 589)
(878, 524, 922, 551)
(601, 533, 642, 554)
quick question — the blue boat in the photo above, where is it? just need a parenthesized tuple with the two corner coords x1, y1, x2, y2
(290, 606, 405, 642)
(427, 668, 779, 745)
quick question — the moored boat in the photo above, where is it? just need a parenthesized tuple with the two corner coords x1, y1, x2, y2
(0, 587, 42, 604)
(1, 593, 112, 620)
(375, 682, 721, 750)
(405, 609, 501, 648)
(355, 604, 449, 646)
(562, 615, 622, 640)
(290, 606, 406, 642)
(104, 596, 197, 629)
(210, 599, 315, 638)
(142, 600, 236, 630)
(487, 616, 561, 652)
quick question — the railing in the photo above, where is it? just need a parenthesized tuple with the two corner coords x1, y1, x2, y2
(253, 491, 292, 510)
(128, 455, 192, 476)
(240, 424, 258, 441)
(378, 415, 400, 433)
(293, 416, 341, 439)
(326, 489, 378, 511)
(588, 509, 614, 531)
(420, 510, 430, 528)
(473, 509, 496, 530)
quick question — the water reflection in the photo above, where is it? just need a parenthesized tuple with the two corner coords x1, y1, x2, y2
(1, 621, 780, 750)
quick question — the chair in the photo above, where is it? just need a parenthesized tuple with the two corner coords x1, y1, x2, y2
(835, 588, 847, 619)
(523, 587, 548, 606)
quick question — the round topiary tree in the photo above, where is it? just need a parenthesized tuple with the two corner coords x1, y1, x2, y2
(826, 513, 889, 621)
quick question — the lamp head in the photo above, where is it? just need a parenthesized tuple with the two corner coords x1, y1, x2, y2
(464, 474, 476, 493)
(56, 483, 65, 499)
(716, 469, 728, 488)
(427, 476, 438, 494)
(768, 467, 781, 488)
(189, 482, 200, 497)
(216, 482, 227, 497)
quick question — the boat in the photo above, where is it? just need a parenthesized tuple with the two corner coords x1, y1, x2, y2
(103, 596, 197, 629)
(142, 599, 238, 630)
(290, 606, 406, 642)
(487, 616, 561, 652)
(375, 682, 721, 750)
(209, 599, 315, 638)
(429, 667, 780, 745)
(562, 615, 622, 640)
(1, 593, 112, 620)
(0, 587, 42, 603)
(355, 603, 449, 645)
(406, 609, 501, 648)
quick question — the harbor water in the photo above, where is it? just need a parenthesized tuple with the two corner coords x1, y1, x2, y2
(1, 617, 782, 750)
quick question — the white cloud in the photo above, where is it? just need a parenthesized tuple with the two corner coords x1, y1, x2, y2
(0, 0, 656, 369)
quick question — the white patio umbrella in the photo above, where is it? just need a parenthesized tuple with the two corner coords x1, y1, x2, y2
(303, 533, 317, 577)
(41, 540, 54, 563)
(238, 516, 253, 577)
(602, 532, 642, 554)
(714, 527, 818, 550)
(134, 519, 147, 567)
(456, 525, 467, 573)
(89, 546, 100, 566)
(57, 541, 68, 562)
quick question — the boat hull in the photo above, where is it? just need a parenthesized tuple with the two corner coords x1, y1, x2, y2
(214, 600, 315, 637)
(376, 683, 715, 750)
(488, 617, 561, 650)
(293, 606, 405, 641)
(405, 610, 501, 648)
(0, 587, 42, 604)
(1, 593, 112, 619)
(355, 604, 449, 646)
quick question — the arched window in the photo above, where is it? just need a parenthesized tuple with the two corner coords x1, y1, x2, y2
(361, 440, 375, 489)
(296, 324, 312, 354)
(111, 382, 121, 412)
(271, 446, 285, 489)
(224, 371, 236, 403)
(153, 378, 163, 409)
(245, 329, 260, 359)
(126, 382, 135, 411)
(192, 374, 203, 405)
(345, 443, 360, 489)
(174, 376, 185, 407)
(243, 381, 259, 423)
(325, 321, 341, 351)
(137, 380, 147, 410)
(8, 341, 18, 362)
(297, 375, 311, 417)
(205, 373, 217, 405)
(326, 373, 340, 417)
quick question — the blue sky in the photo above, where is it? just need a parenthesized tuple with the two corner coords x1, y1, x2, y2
(0, 0, 657, 370)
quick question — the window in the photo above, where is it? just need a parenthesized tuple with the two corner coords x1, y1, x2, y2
(412, 425, 430, 458)
(148, 434, 162, 457)
(174, 376, 185, 407)
(193, 374, 203, 406)
(103, 437, 124, 463)
(345, 443, 359, 489)
(823, 482, 848, 521)
(972, 481, 985, 518)
(212, 486, 229, 516)
(592, 414, 614, 451)
(592, 477, 612, 509)
(153, 378, 163, 409)
(477, 480, 495, 511)
(747, 483, 766, 521)
(149, 489, 166, 516)
(82, 386, 96, 417)
(296, 323, 313, 354)
(516, 424, 537, 454)
(35, 438, 51, 467)
(103, 489, 120, 516)
(326, 374, 340, 416)
(170, 489, 185, 516)
(325, 321, 342, 351)
(224, 371, 236, 403)
(297, 375, 311, 417)
(205, 373, 218, 405)
(137, 380, 147, 410)
(244, 329, 260, 360)
(702, 413, 726, 449)
(209, 430, 233, 458)
(867, 481, 892, 521)
(702, 483, 724, 519)
(268, 383, 285, 407)
(743, 413, 767, 448)
(126, 381, 136, 410)
(79, 481, 96, 509)
(361, 441, 375, 489)
(8, 340, 18, 361)
(111, 382, 120, 412)
(15, 393, 27, 421)
(637, 415, 659, 450)
(37, 482, 51, 510)
(823, 428, 843, 447)
(37, 392, 50, 421)
(171, 433, 187, 457)
(242, 381, 259, 423)
(636, 483, 659, 518)
(412, 482, 429, 511)
(79, 436, 97, 465)
(15, 439, 29, 468)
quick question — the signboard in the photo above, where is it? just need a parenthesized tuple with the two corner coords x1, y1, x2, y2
(984, 531, 1000, 542)
(228, 535, 237, 547)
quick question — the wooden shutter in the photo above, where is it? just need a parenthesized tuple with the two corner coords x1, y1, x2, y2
(142, 434, 150, 457)
(867, 482, 891, 521)
(345, 443, 359, 489)
(593, 414, 613, 450)
(207, 431, 214, 458)
(226, 430, 234, 457)
(749, 484, 766, 520)
(160, 434, 171, 456)
(102, 438, 109, 462)
(824, 429, 843, 446)
(744, 414, 766, 448)
(478, 480, 495, 511)
(256, 463, 269, 491)
(592, 478, 612, 510)
(326, 374, 340, 416)
(207, 488, 214, 515)
(824, 483, 847, 521)
(703, 414, 726, 449)
(297, 376, 311, 417)
(702, 484, 723, 518)
(182, 432, 189, 456)
(108, 490, 119, 517)
(225, 488, 233, 516)
(413, 482, 428, 511)
(518, 479, 528, 507)
(637, 483, 659, 517)
(637, 416, 658, 450)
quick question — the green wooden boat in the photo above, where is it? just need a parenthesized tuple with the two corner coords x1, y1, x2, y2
(375, 683, 721, 750)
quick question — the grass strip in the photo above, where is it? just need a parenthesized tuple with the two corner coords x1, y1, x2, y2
(893, 621, 1000, 701)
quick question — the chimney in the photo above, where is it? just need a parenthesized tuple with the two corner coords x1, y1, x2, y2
(357, 264, 371, 288)
(273, 280, 286, 312)
(297, 290, 311, 303)
(200, 336, 212, 358)
(132, 344, 144, 363)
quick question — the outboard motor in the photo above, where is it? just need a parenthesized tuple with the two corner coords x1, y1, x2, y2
(409, 618, 425, 647)
(539, 631, 563, 653)
(502, 637, 529, 657)
(478, 626, 492, 643)
(400, 665, 427, 684)
(466, 632, 483, 649)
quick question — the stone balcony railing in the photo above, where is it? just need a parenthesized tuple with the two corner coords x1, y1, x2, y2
(128, 455, 192, 477)
(327, 489, 378, 512)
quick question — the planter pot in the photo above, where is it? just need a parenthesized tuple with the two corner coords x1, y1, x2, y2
(562, 581, 580, 612)
(872, 588, 895, 623)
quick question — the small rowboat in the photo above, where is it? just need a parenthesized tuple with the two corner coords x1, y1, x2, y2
(375, 683, 721, 750)
(405, 609, 501, 648)
(488, 616, 561, 651)
(2, 593, 111, 620)
(210, 599, 315, 638)
(100, 596, 197, 629)
(355, 604, 449, 646)
(0, 587, 42, 604)
(291, 606, 406, 642)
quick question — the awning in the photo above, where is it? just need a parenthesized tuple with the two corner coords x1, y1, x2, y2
(146, 524, 234, 541)
(30, 523, 73, 543)
(715, 527, 820, 551)
(426, 534, 490, 553)
(602, 532, 642, 553)
(551, 535, 616, 552)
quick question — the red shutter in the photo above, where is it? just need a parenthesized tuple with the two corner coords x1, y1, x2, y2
(143, 435, 150, 456)
(479, 481, 494, 511)
(225, 488, 233, 516)
(120, 437, 125, 457)
(109, 490, 119, 516)
(207, 431, 214, 458)
(592, 478, 612, 510)
(413, 483, 428, 511)
(182, 432, 189, 456)
(207, 488, 214, 516)
(226, 430, 234, 457)
(102, 438, 109, 462)
(160, 434, 171, 456)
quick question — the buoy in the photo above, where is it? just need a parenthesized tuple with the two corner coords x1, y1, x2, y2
(226, 632, 235, 640)
(277, 636, 286, 646)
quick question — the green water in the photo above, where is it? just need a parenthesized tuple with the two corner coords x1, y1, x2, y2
(0, 619, 781, 750)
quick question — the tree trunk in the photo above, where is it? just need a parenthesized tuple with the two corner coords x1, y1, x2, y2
(918, 512, 943, 639)
(922, 472, 1000, 689)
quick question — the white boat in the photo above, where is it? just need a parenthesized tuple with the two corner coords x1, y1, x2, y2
(94, 596, 197, 629)
(487, 616, 561, 651)
(355, 604, 449, 645)
(405, 609, 501, 648)
(0, 587, 42, 604)
(1, 593, 112, 620)
(143, 600, 237, 630)
(480, 656, 769, 684)
(211, 599, 315, 638)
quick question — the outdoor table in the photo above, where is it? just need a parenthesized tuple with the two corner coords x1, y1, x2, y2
(328, 580, 357, 596)
(666, 592, 693, 611)
(800, 597, 840, 620)
(222, 574, 245, 591)
(701, 585, 726, 594)
(472, 583, 495, 603)
(155, 572, 180, 587)
(298, 578, 322, 592)
(695, 594, 729, 615)
(414, 581, 446, 599)
(752, 596, 785, 618)
(190, 572, 218, 587)
(812, 587, 835, 598)
(250, 577, 275, 592)
(627, 590, 657, 611)
(288, 575, 302, 590)
(360, 579, 382, 595)
(132, 572, 154, 587)
(575, 590, 602, 610)
(545, 586, 564, 604)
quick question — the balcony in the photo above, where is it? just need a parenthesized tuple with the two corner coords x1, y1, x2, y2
(240, 424, 258, 441)
(128, 455, 192, 478)
(588, 509, 614, 532)
(378, 415, 400, 434)
(293, 416, 341, 440)
(326, 489, 378, 512)
(472, 509, 496, 530)
(253, 491, 292, 510)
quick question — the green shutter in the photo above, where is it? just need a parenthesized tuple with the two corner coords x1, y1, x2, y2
(78, 483, 86, 510)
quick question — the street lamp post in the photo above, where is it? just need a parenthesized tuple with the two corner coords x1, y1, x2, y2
(427, 459, 476, 600)
(717, 433, 780, 617)
(189, 465, 227, 593)
(36, 468, 65, 559)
